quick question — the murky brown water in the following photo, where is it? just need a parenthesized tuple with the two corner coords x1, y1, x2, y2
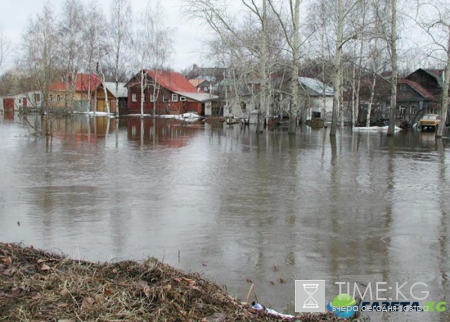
(1, 114, 449, 321)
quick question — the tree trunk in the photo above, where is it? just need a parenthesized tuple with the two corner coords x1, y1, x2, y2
(330, 0, 344, 136)
(140, 69, 145, 117)
(387, 0, 398, 136)
(366, 72, 377, 127)
(436, 30, 450, 138)
(288, 0, 300, 134)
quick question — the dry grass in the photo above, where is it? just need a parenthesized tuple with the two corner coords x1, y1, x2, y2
(0, 242, 340, 321)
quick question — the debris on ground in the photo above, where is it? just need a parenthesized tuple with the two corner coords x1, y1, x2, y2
(0, 242, 340, 321)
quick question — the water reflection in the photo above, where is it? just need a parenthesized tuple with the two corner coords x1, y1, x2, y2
(0, 116, 449, 321)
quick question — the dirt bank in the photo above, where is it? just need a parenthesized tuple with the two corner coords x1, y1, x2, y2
(0, 242, 339, 321)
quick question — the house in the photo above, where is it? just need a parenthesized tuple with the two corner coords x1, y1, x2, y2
(347, 68, 449, 126)
(298, 77, 334, 121)
(1, 91, 42, 113)
(399, 68, 444, 122)
(124, 70, 218, 116)
(48, 73, 102, 112)
(188, 79, 212, 93)
(92, 82, 128, 114)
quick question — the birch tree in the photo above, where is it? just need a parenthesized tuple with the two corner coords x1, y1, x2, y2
(133, 0, 172, 117)
(387, 0, 398, 136)
(330, 0, 345, 136)
(57, 0, 86, 110)
(83, 3, 107, 110)
(183, 0, 273, 133)
(21, 3, 59, 113)
(268, 0, 303, 134)
(109, 0, 133, 117)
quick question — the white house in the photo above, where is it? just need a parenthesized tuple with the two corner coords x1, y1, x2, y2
(1, 91, 42, 112)
(298, 77, 334, 122)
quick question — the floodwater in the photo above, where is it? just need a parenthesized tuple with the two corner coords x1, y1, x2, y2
(1, 114, 449, 322)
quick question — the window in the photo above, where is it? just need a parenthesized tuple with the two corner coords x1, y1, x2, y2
(34, 94, 41, 102)
(150, 94, 156, 102)
(19, 99, 22, 103)
(143, 93, 146, 102)
(204, 86, 209, 92)
(49, 95, 53, 102)
(163, 94, 168, 102)
(132, 93, 137, 102)
(398, 106, 406, 114)
(410, 106, 416, 115)
(180, 96, 186, 102)
(57, 95, 61, 102)
(172, 93, 178, 102)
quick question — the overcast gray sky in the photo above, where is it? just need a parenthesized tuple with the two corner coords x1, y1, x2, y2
(0, 0, 206, 72)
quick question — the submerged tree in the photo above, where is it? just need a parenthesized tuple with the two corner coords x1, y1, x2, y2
(57, 0, 86, 110)
(182, 0, 276, 133)
(268, 0, 303, 134)
(133, 0, 172, 117)
(20, 3, 59, 113)
(108, 0, 133, 117)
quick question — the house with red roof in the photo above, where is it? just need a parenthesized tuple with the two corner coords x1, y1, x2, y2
(47, 73, 102, 111)
(397, 68, 445, 124)
(124, 70, 218, 115)
(344, 68, 448, 126)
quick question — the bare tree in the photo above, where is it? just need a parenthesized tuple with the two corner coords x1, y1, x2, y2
(83, 2, 107, 111)
(109, 0, 133, 117)
(268, 0, 303, 134)
(133, 0, 172, 117)
(183, 0, 275, 132)
(20, 3, 59, 113)
(0, 25, 11, 72)
(387, 0, 398, 136)
(57, 0, 86, 110)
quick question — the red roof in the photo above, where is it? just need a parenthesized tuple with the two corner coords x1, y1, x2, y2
(49, 74, 102, 92)
(145, 70, 198, 93)
(398, 79, 435, 100)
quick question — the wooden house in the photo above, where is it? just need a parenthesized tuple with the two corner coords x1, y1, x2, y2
(124, 70, 218, 116)
(92, 82, 128, 114)
(400, 69, 444, 120)
(48, 74, 102, 112)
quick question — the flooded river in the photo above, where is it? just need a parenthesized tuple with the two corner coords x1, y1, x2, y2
(0, 114, 449, 321)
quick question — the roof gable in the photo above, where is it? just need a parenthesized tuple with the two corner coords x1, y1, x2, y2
(406, 68, 443, 88)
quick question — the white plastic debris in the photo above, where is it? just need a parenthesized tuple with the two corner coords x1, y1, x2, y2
(251, 302, 296, 319)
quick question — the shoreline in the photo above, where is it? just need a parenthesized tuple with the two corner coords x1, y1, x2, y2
(0, 242, 340, 321)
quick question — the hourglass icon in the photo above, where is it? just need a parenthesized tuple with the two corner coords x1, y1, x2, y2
(303, 284, 319, 308)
